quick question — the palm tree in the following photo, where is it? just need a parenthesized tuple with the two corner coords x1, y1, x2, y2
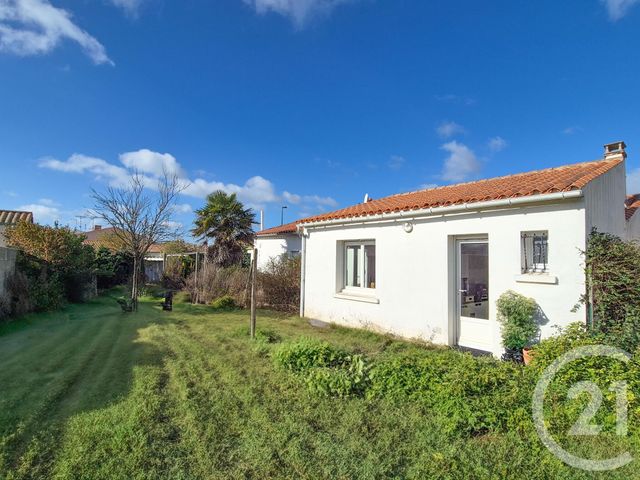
(192, 191, 256, 267)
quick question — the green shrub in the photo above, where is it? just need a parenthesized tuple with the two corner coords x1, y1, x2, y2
(173, 291, 191, 304)
(274, 338, 348, 372)
(583, 231, 640, 351)
(304, 355, 369, 397)
(254, 328, 281, 344)
(529, 323, 640, 435)
(367, 350, 528, 435)
(258, 254, 301, 312)
(210, 295, 238, 310)
(496, 290, 538, 350)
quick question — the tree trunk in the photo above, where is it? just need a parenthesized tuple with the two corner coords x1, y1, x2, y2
(131, 254, 142, 312)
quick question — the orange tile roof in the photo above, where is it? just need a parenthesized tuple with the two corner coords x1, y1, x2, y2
(300, 158, 623, 224)
(0, 210, 33, 225)
(625, 194, 640, 220)
(256, 220, 299, 236)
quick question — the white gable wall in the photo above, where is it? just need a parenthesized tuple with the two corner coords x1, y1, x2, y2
(583, 160, 627, 238)
(626, 213, 640, 241)
(302, 200, 587, 356)
(255, 234, 301, 270)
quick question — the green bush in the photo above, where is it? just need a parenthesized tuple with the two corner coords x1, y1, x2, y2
(173, 291, 191, 304)
(367, 350, 528, 435)
(529, 323, 640, 435)
(274, 338, 348, 372)
(304, 355, 369, 397)
(583, 231, 640, 351)
(210, 295, 238, 310)
(496, 290, 538, 350)
(258, 254, 301, 312)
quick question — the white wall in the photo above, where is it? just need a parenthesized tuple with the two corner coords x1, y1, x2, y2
(583, 160, 627, 238)
(302, 200, 587, 356)
(255, 235, 301, 270)
(626, 214, 640, 241)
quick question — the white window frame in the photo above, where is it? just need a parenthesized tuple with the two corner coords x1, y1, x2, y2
(342, 240, 376, 294)
(521, 230, 549, 273)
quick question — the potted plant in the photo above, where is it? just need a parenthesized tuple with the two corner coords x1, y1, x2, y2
(496, 290, 539, 364)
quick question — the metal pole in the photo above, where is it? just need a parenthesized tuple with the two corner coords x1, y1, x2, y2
(250, 248, 257, 338)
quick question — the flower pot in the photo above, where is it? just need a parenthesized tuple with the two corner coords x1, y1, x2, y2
(522, 347, 535, 365)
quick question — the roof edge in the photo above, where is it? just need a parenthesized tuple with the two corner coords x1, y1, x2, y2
(300, 190, 584, 229)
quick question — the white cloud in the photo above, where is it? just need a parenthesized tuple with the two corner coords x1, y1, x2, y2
(283, 191, 302, 204)
(0, 0, 113, 65)
(3, 190, 18, 197)
(242, 0, 353, 28)
(17, 202, 60, 223)
(302, 194, 337, 207)
(39, 153, 131, 187)
(602, 0, 640, 20)
(183, 175, 280, 208)
(487, 136, 507, 153)
(388, 155, 405, 170)
(562, 126, 582, 135)
(40, 149, 334, 212)
(440, 141, 480, 182)
(420, 183, 438, 190)
(119, 149, 184, 177)
(628, 168, 640, 194)
(109, 0, 144, 16)
(173, 203, 193, 214)
(436, 121, 465, 139)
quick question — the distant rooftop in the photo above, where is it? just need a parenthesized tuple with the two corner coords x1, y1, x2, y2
(0, 210, 33, 225)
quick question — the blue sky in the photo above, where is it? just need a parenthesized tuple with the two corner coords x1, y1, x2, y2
(1, 0, 640, 234)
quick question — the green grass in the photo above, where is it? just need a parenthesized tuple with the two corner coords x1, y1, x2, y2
(0, 292, 638, 479)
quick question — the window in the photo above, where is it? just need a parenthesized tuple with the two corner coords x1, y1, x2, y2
(343, 241, 376, 290)
(521, 231, 548, 273)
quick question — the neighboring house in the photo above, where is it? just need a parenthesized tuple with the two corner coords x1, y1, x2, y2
(0, 210, 33, 301)
(297, 142, 630, 356)
(625, 194, 640, 240)
(81, 225, 166, 282)
(255, 221, 302, 270)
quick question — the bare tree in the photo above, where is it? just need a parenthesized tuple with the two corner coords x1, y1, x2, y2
(92, 171, 184, 311)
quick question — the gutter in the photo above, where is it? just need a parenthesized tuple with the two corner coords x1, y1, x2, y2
(298, 190, 584, 230)
(299, 230, 307, 318)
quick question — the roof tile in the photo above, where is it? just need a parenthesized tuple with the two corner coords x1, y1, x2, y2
(300, 158, 623, 224)
(0, 210, 33, 225)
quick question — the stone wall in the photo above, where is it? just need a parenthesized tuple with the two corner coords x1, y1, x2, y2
(0, 247, 17, 301)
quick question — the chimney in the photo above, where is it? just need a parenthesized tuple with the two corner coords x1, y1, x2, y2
(94, 225, 102, 231)
(604, 141, 627, 160)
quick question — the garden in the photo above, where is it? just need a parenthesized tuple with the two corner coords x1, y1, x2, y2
(1, 171, 639, 478)
(0, 289, 638, 480)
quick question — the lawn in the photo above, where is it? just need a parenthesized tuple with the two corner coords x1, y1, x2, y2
(0, 292, 637, 479)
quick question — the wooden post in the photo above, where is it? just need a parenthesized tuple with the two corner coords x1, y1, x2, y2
(194, 251, 199, 304)
(250, 248, 257, 338)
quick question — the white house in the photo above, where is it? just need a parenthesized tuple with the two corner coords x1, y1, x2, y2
(625, 194, 640, 240)
(255, 221, 302, 270)
(297, 141, 634, 356)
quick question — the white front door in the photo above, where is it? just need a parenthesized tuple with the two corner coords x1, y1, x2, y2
(456, 239, 492, 350)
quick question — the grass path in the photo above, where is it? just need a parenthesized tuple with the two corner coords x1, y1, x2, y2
(0, 293, 638, 479)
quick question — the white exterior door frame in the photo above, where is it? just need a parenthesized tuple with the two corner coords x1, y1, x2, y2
(454, 237, 492, 351)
